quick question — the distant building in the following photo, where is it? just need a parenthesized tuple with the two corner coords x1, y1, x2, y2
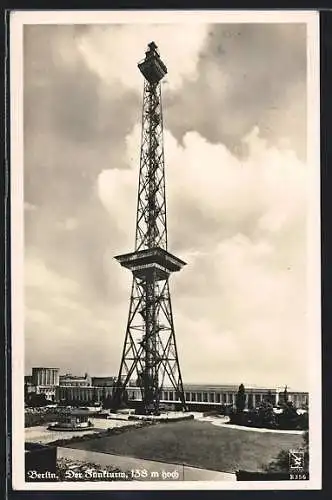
(91, 376, 116, 387)
(34, 385, 57, 401)
(59, 373, 92, 387)
(55, 382, 308, 409)
(24, 376, 35, 400)
(56, 385, 113, 404)
(24, 375, 33, 384)
(26, 368, 308, 409)
(28, 367, 60, 401)
(32, 367, 60, 386)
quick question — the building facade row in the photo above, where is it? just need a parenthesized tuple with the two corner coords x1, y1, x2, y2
(31, 367, 60, 386)
(26, 369, 116, 389)
(55, 384, 308, 409)
(26, 368, 308, 409)
(59, 373, 92, 387)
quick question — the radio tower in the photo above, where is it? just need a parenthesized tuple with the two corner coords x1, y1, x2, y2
(112, 42, 187, 415)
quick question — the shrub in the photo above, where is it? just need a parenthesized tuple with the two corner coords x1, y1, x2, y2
(235, 384, 246, 412)
(229, 408, 248, 426)
(229, 401, 308, 430)
(257, 402, 277, 429)
(278, 402, 299, 430)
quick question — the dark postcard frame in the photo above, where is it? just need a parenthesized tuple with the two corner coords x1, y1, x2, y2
(2, 5, 331, 500)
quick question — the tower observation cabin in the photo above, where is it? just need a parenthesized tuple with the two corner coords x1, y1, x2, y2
(138, 41, 168, 84)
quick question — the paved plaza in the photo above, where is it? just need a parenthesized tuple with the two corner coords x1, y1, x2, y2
(25, 418, 138, 445)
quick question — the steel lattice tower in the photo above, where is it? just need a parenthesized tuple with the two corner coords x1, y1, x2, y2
(112, 42, 187, 415)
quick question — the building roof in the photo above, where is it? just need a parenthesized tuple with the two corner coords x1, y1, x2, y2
(31, 367, 59, 370)
(63, 409, 93, 416)
(126, 384, 308, 394)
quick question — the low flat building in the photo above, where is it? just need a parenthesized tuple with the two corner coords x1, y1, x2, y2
(56, 385, 113, 404)
(59, 373, 92, 387)
(91, 376, 116, 387)
(55, 383, 308, 409)
(35, 385, 57, 401)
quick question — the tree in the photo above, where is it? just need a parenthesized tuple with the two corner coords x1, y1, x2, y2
(91, 388, 100, 405)
(282, 385, 288, 406)
(119, 388, 129, 409)
(102, 395, 114, 410)
(258, 400, 277, 428)
(24, 382, 30, 402)
(278, 401, 300, 430)
(27, 393, 48, 407)
(219, 404, 227, 415)
(235, 384, 246, 412)
(103, 382, 129, 411)
(265, 390, 274, 405)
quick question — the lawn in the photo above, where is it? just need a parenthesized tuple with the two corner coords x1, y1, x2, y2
(66, 419, 304, 473)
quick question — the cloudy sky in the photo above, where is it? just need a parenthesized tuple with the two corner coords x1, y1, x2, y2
(24, 21, 310, 390)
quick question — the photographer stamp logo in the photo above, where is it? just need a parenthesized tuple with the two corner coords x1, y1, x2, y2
(289, 450, 305, 471)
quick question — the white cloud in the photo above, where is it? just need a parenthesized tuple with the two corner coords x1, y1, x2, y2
(24, 202, 37, 212)
(97, 125, 309, 389)
(55, 217, 79, 231)
(99, 123, 307, 252)
(25, 256, 79, 295)
(26, 308, 52, 326)
(76, 24, 209, 91)
(24, 254, 128, 374)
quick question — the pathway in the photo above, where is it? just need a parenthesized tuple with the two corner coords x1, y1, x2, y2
(195, 415, 304, 434)
(25, 418, 137, 445)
